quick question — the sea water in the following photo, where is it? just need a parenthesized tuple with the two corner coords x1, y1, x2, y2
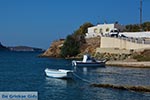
(0, 51, 150, 100)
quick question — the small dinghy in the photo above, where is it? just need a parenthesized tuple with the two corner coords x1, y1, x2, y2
(45, 68, 72, 78)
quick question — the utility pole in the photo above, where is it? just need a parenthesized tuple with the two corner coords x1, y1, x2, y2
(140, 0, 142, 28)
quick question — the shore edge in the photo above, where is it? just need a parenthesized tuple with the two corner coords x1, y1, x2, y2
(106, 61, 150, 68)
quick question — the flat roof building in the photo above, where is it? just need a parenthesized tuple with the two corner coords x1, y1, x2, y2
(86, 23, 125, 38)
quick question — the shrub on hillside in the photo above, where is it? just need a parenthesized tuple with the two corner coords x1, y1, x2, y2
(60, 35, 80, 57)
(132, 49, 150, 61)
(60, 22, 93, 58)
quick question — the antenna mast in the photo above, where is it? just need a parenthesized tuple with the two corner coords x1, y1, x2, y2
(140, 0, 142, 25)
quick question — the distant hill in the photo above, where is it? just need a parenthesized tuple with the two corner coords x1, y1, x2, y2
(0, 42, 9, 51)
(9, 46, 45, 52)
(0, 42, 44, 52)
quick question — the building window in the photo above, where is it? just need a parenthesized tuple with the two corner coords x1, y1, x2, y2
(99, 28, 103, 33)
(94, 28, 98, 33)
(106, 28, 109, 32)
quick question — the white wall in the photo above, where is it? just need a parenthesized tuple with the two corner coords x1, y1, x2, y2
(101, 37, 150, 50)
(88, 24, 114, 34)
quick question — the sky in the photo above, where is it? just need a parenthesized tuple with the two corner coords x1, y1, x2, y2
(0, 0, 150, 49)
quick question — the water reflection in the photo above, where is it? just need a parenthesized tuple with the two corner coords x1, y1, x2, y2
(73, 66, 105, 83)
(45, 77, 76, 87)
(72, 66, 150, 86)
(45, 77, 67, 87)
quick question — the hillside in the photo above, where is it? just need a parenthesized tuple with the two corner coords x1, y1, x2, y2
(40, 39, 65, 57)
(41, 37, 100, 58)
(0, 42, 44, 52)
(9, 46, 44, 52)
(79, 37, 100, 56)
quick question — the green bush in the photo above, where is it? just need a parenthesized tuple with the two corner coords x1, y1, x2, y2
(133, 55, 150, 61)
(124, 21, 150, 32)
(60, 22, 93, 58)
(132, 49, 150, 61)
(60, 35, 80, 57)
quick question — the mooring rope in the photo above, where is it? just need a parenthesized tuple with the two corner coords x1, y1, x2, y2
(72, 67, 93, 84)
(72, 72, 92, 83)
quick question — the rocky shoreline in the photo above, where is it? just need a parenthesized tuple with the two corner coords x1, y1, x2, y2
(90, 83, 150, 93)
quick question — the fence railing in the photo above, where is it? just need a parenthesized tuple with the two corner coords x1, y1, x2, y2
(102, 34, 150, 45)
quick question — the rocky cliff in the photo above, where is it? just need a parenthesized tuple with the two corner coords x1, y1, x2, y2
(41, 37, 100, 58)
(79, 37, 100, 56)
(41, 39, 65, 57)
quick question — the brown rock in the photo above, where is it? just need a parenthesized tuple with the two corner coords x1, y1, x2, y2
(41, 39, 64, 57)
(41, 37, 100, 58)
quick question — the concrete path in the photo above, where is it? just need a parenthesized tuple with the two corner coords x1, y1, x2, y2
(106, 61, 150, 68)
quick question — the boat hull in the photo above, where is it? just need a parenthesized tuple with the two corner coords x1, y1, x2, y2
(45, 69, 71, 78)
(72, 61, 106, 67)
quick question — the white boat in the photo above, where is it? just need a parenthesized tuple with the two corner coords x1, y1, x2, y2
(72, 54, 106, 67)
(45, 68, 72, 78)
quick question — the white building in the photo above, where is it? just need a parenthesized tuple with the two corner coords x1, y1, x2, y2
(86, 23, 125, 38)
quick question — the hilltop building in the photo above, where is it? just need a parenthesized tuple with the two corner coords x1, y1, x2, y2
(85, 23, 150, 54)
(85, 23, 125, 38)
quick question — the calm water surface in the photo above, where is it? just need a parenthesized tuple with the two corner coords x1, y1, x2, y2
(0, 51, 150, 100)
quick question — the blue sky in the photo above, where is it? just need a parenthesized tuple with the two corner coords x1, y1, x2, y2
(0, 0, 150, 49)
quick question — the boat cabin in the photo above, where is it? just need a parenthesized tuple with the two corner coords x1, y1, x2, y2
(82, 54, 96, 62)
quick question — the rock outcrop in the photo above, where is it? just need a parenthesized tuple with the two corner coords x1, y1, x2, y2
(40, 39, 65, 57)
(79, 37, 100, 56)
(41, 37, 100, 58)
